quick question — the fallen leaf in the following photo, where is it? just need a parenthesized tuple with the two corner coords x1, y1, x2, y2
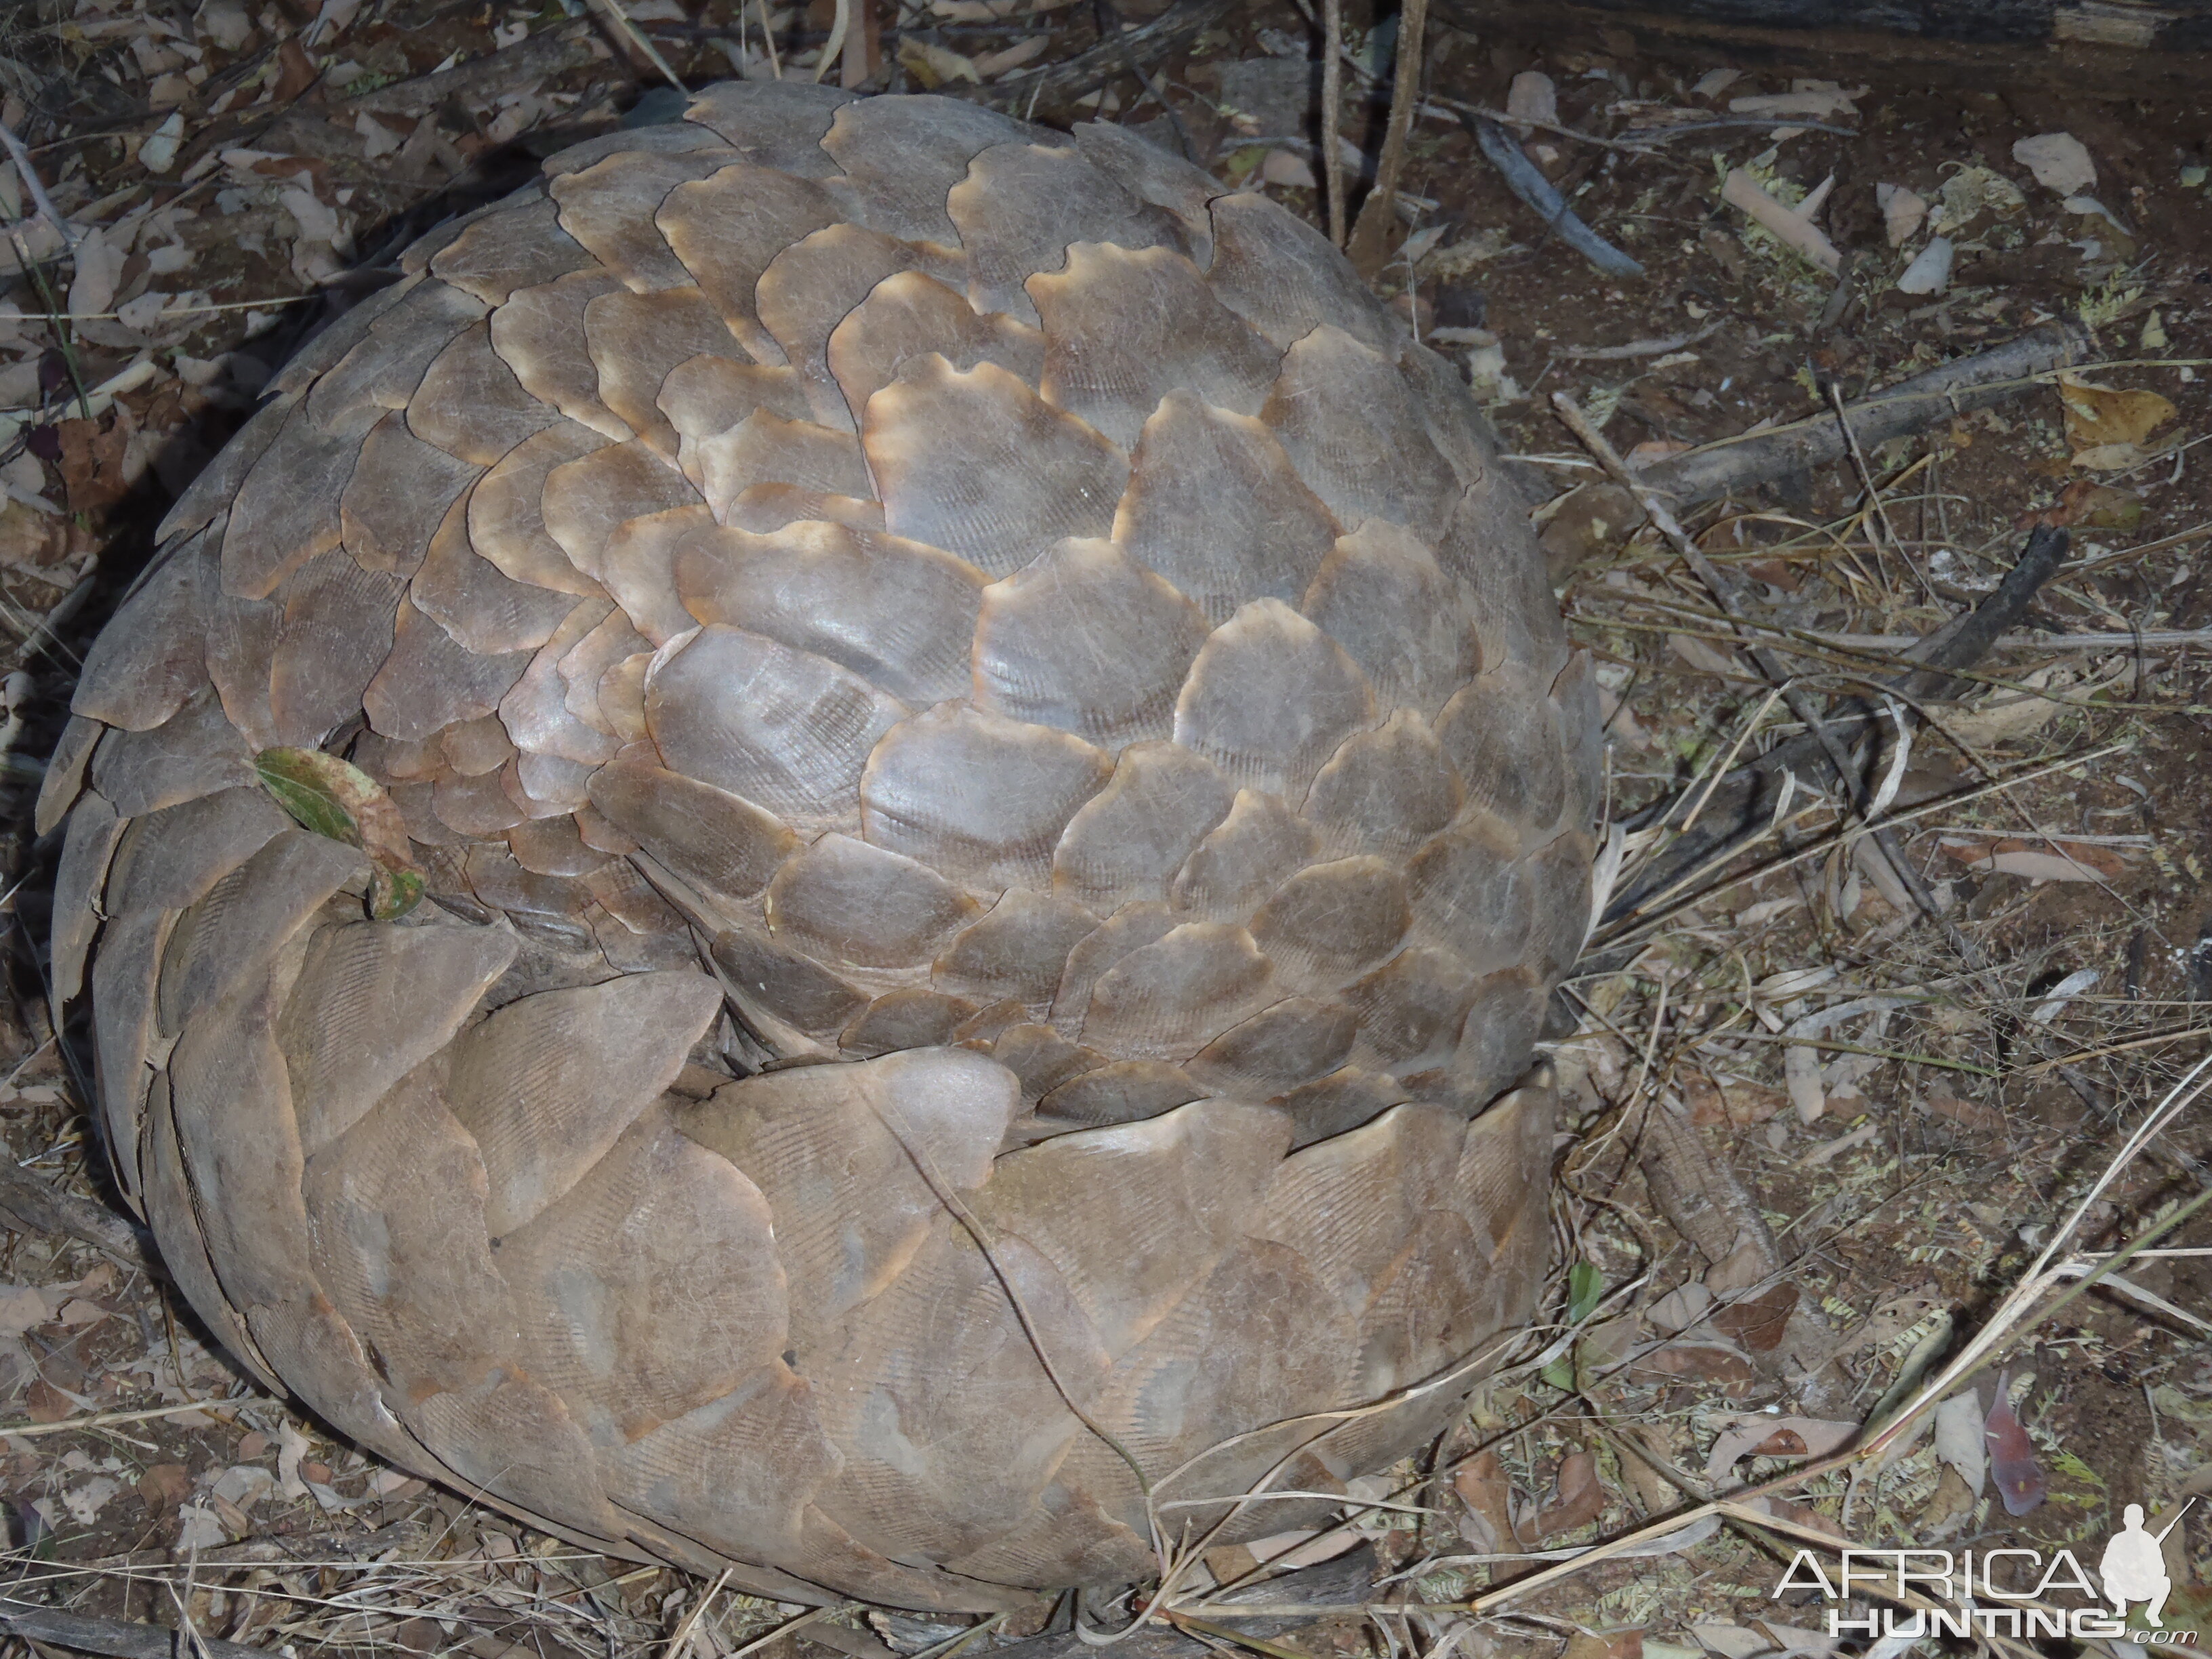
(1668, 633, 1750, 679)
(972, 34, 1047, 77)
(175, 1501, 228, 1550)
(356, 111, 408, 159)
(1921, 1460, 1977, 1534)
(1561, 1631, 1643, 1659)
(1875, 182, 1925, 246)
(2017, 478, 2143, 530)
(2070, 439, 2175, 473)
(139, 1463, 191, 1516)
(56, 414, 131, 515)
(1681, 1074, 1790, 1128)
(895, 35, 978, 86)
(0, 499, 60, 569)
(1922, 1092, 2005, 1132)
(1692, 1618, 1836, 1658)
(1896, 235, 1954, 295)
(2013, 131, 2096, 195)
(197, 0, 254, 49)
(1755, 1494, 1845, 1540)
(26, 1377, 71, 1423)
(1711, 1282, 1799, 1353)
(2059, 373, 2177, 454)
(255, 747, 425, 916)
(66, 228, 125, 321)
(279, 1420, 312, 1501)
(1933, 1389, 1987, 1494)
(1647, 1282, 1713, 1332)
(139, 111, 186, 173)
(271, 36, 319, 101)
(1704, 1415, 1856, 1488)
(1532, 1448, 1607, 1539)
(1633, 1340, 1758, 1392)
(58, 1475, 121, 1528)
(1985, 1372, 2046, 1515)
(1452, 1448, 1517, 1552)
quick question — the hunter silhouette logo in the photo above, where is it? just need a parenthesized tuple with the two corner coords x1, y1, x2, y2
(2102, 1502, 2190, 1627)
(1774, 1502, 2203, 1645)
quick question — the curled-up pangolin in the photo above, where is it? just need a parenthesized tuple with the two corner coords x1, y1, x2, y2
(45, 85, 1595, 1610)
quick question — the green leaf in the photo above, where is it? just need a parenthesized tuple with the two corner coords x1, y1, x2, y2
(1565, 1259, 1605, 1326)
(256, 746, 368, 846)
(369, 865, 424, 922)
(1542, 1261, 1607, 1391)
(256, 746, 426, 920)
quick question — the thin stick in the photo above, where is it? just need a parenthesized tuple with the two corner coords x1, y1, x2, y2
(663, 1567, 730, 1659)
(588, 0, 689, 88)
(1829, 379, 1936, 605)
(1319, 0, 1345, 247)
(0, 1397, 254, 1440)
(1471, 117, 1643, 279)
(815, 0, 851, 82)
(759, 0, 781, 78)
(0, 119, 77, 251)
(1345, 0, 1427, 272)
(2020, 1025, 2212, 1074)
(1552, 390, 1945, 933)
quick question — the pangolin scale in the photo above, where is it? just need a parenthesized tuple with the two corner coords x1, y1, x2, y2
(45, 83, 1597, 1610)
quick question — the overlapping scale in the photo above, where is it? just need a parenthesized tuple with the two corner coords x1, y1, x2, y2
(63, 86, 1589, 1612)
(865, 356, 1126, 578)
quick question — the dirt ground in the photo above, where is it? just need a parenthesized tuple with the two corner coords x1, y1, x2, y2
(0, 0, 2208, 1654)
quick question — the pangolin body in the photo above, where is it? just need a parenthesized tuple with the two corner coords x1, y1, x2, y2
(45, 83, 1597, 1609)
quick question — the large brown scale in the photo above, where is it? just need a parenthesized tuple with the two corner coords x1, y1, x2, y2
(44, 83, 1597, 1610)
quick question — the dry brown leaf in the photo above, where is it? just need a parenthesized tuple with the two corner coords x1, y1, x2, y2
(1755, 1493, 1846, 1540)
(1681, 1073, 1790, 1128)
(1633, 1340, 1757, 1393)
(0, 499, 65, 569)
(896, 35, 979, 85)
(138, 1462, 192, 1516)
(272, 36, 319, 101)
(1452, 1447, 1517, 1552)
(1531, 1448, 1606, 1539)
(56, 413, 132, 515)
(1561, 1631, 1643, 1659)
(1668, 632, 1750, 679)
(972, 34, 1047, 77)
(1703, 1414, 1855, 1487)
(2017, 478, 2144, 530)
(1923, 1091, 2005, 1131)
(2059, 373, 2177, 455)
(1942, 837, 2128, 881)
(1943, 665, 2071, 747)
(1710, 1282, 1799, 1353)
(25, 1376, 71, 1423)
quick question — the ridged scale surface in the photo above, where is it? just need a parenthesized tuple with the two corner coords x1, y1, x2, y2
(50, 84, 1596, 1610)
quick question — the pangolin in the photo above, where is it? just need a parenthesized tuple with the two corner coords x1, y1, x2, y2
(43, 83, 1597, 1610)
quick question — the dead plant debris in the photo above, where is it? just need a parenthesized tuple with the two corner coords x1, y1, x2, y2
(0, 0, 2208, 1653)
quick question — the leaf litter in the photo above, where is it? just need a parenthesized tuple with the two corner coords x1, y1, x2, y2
(0, 0, 2209, 1656)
